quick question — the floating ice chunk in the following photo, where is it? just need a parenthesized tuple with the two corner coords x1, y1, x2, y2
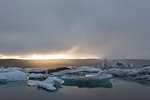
(67, 66, 103, 73)
(0, 70, 27, 83)
(0, 67, 22, 73)
(60, 75, 85, 80)
(28, 77, 64, 91)
(24, 68, 52, 73)
(134, 75, 150, 81)
(128, 63, 134, 69)
(138, 66, 150, 74)
(111, 60, 128, 68)
(100, 58, 107, 69)
(52, 66, 104, 77)
(60, 73, 112, 81)
(0, 76, 7, 83)
(108, 68, 139, 77)
(86, 73, 112, 80)
(28, 73, 49, 79)
(24, 67, 70, 74)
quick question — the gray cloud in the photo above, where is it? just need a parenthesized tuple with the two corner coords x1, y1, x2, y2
(0, 0, 150, 59)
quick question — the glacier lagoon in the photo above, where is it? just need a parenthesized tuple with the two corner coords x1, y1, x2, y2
(0, 59, 150, 100)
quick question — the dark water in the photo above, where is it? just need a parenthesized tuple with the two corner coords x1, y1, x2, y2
(0, 59, 150, 68)
(0, 78, 150, 100)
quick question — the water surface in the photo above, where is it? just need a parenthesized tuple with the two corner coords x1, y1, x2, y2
(0, 78, 150, 100)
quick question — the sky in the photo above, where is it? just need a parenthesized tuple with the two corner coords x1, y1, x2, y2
(0, 0, 150, 59)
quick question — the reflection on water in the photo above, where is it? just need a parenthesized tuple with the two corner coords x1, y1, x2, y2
(0, 78, 150, 100)
(63, 79, 112, 88)
(36, 86, 63, 93)
(0, 81, 26, 90)
(26, 79, 112, 92)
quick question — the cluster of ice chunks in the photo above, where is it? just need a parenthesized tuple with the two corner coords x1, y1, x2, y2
(1, 59, 150, 91)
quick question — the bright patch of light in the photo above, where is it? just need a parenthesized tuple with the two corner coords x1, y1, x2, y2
(24, 54, 70, 60)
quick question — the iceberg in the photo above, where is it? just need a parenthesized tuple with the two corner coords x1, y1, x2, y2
(53, 66, 104, 77)
(137, 66, 150, 74)
(108, 68, 139, 77)
(60, 73, 112, 80)
(111, 60, 128, 68)
(0, 67, 22, 73)
(68, 66, 102, 73)
(28, 73, 49, 79)
(0, 70, 27, 83)
(24, 67, 70, 74)
(28, 77, 64, 91)
(108, 66, 150, 83)
(100, 58, 107, 69)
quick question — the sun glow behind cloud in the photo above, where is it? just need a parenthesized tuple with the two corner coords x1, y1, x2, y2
(0, 46, 103, 60)
(23, 54, 70, 60)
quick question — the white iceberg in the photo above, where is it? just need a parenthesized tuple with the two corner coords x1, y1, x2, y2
(100, 58, 107, 69)
(53, 66, 104, 77)
(133, 75, 150, 81)
(0, 70, 27, 83)
(28, 73, 49, 79)
(24, 68, 52, 73)
(108, 68, 139, 77)
(111, 60, 128, 68)
(108, 66, 150, 77)
(0, 67, 22, 73)
(28, 77, 64, 91)
(69, 66, 102, 73)
(138, 66, 150, 74)
(24, 67, 70, 74)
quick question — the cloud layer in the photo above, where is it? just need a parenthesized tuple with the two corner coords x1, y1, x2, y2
(0, 0, 150, 59)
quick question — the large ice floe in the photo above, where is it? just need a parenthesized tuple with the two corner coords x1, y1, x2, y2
(106, 60, 150, 84)
(52, 66, 112, 84)
(52, 66, 105, 76)
(25, 67, 70, 74)
(0, 70, 27, 83)
(108, 66, 150, 77)
(28, 77, 64, 91)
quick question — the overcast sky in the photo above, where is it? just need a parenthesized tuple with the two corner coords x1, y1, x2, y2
(0, 0, 150, 59)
